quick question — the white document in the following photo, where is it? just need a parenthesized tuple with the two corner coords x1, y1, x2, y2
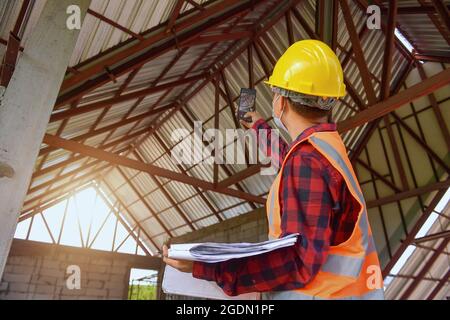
(162, 265, 259, 300)
(162, 234, 300, 299)
(168, 233, 299, 263)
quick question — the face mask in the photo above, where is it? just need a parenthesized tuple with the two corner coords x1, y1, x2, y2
(272, 95, 288, 133)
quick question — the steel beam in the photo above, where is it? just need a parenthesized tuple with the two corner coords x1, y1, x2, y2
(400, 237, 450, 299)
(42, 134, 265, 204)
(320, 0, 335, 46)
(338, 68, 450, 133)
(114, 167, 175, 236)
(87, 9, 144, 41)
(382, 189, 447, 277)
(366, 179, 450, 208)
(419, 0, 450, 45)
(427, 268, 450, 300)
(220, 70, 240, 128)
(166, 0, 185, 33)
(339, 0, 377, 105)
(383, 114, 410, 191)
(133, 151, 197, 231)
(414, 53, 450, 64)
(180, 31, 252, 47)
(285, 10, 294, 45)
(414, 230, 450, 244)
(390, 112, 450, 175)
(380, 0, 397, 100)
(217, 164, 267, 189)
(356, 159, 402, 193)
(12, 0, 31, 37)
(253, 42, 271, 78)
(0, 33, 21, 87)
(186, 0, 205, 12)
(381, 5, 450, 15)
(416, 63, 450, 152)
(349, 58, 414, 162)
(430, 0, 450, 35)
(154, 131, 223, 222)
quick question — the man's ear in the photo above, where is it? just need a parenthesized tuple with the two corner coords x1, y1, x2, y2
(272, 94, 280, 116)
(274, 95, 288, 116)
(279, 96, 288, 113)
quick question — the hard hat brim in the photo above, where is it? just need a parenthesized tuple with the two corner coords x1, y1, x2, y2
(264, 79, 346, 98)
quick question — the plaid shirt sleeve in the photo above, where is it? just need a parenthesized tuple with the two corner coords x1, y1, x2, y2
(192, 130, 333, 296)
(252, 118, 290, 164)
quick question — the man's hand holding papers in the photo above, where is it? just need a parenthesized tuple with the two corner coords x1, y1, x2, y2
(161, 234, 300, 299)
(163, 244, 193, 273)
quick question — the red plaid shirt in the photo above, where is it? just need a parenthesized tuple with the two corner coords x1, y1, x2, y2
(192, 120, 359, 296)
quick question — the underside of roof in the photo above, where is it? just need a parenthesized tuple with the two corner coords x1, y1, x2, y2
(1, 0, 449, 299)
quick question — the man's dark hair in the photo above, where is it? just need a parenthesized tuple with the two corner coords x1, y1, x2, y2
(287, 98, 332, 120)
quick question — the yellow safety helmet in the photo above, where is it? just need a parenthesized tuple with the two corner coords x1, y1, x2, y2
(265, 40, 346, 98)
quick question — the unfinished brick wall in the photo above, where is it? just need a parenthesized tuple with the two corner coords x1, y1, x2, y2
(0, 239, 161, 300)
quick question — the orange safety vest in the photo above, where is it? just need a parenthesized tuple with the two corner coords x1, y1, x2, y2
(264, 131, 384, 300)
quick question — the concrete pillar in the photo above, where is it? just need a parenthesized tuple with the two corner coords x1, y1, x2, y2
(0, 0, 91, 278)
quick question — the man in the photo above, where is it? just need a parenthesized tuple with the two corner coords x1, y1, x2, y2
(163, 40, 384, 300)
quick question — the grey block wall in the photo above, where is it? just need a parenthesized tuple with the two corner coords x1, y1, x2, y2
(0, 239, 161, 300)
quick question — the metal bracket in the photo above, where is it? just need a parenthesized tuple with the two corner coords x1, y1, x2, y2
(0, 32, 21, 87)
(171, 28, 181, 53)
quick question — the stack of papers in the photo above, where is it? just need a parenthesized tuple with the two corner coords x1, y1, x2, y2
(163, 266, 259, 300)
(168, 233, 299, 263)
(163, 234, 299, 299)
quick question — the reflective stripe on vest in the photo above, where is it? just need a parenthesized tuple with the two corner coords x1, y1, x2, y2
(321, 254, 364, 278)
(309, 136, 370, 253)
(309, 138, 377, 250)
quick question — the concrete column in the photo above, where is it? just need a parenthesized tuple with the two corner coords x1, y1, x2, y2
(0, 0, 90, 278)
